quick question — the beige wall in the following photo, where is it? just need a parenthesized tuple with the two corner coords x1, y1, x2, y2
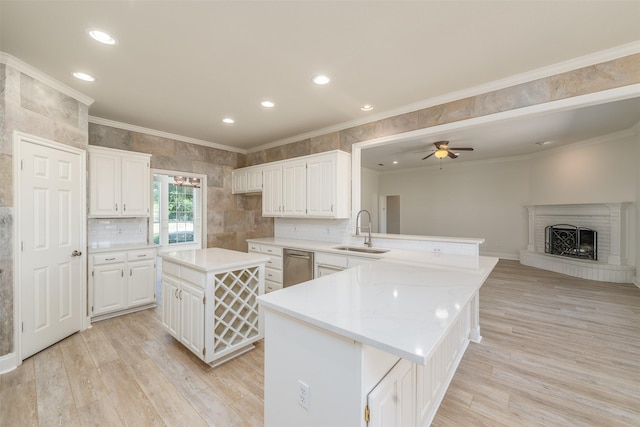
(374, 132, 636, 258)
(88, 124, 273, 252)
(0, 63, 89, 356)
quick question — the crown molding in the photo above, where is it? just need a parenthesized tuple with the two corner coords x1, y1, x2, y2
(251, 41, 640, 153)
(0, 51, 94, 106)
(88, 116, 247, 154)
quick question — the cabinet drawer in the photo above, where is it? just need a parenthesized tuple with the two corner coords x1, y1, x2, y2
(266, 256, 283, 270)
(260, 245, 282, 257)
(181, 267, 206, 288)
(265, 280, 283, 293)
(128, 249, 156, 261)
(163, 261, 180, 277)
(248, 242, 261, 252)
(93, 252, 126, 265)
(315, 252, 348, 269)
(265, 268, 282, 284)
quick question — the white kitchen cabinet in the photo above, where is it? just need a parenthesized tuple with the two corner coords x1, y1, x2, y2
(232, 165, 263, 194)
(128, 257, 156, 307)
(314, 251, 375, 278)
(262, 164, 283, 216)
(92, 262, 127, 316)
(160, 248, 268, 366)
(259, 150, 350, 218)
(88, 146, 151, 217)
(248, 242, 283, 293)
(90, 248, 157, 320)
(306, 151, 350, 218)
(367, 359, 415, 427)
(282, 159, 307, 216)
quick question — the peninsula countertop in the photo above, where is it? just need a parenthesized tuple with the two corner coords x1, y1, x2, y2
(258, 253, 498, 365)
(160, 247, 270, 272)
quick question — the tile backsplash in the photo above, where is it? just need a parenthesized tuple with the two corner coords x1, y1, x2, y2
(88, 218, 148, 246)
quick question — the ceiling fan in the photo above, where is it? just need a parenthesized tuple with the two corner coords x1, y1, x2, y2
(421, 141, 474, 160)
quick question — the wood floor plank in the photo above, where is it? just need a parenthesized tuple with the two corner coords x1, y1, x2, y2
(80, 323, 119, 368)
(75, 397, 123, 427)
(99, 359, 165, 426)
(129, 358, 208, 427)
(60, 338, 109, 409)
(0, 380, 39, 426)
(32, 345, 82, 426)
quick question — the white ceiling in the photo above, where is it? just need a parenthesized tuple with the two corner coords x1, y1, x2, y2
(1, 1, 640, 153)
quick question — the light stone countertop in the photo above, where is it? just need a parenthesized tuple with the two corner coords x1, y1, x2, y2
(87, 242, 159, 254)
(258, 248, 498, 365)
(160, 247, 270, 273)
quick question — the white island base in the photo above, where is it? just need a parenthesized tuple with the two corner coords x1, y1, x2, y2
(160, 248, 269, 367)
(259, 255, 497, 427)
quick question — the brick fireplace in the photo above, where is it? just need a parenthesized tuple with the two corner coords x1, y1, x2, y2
(520, 203, 633, 283)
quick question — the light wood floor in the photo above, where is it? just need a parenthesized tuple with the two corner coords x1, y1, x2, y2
(1, 260, 639, 426)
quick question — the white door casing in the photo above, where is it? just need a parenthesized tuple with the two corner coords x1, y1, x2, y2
(15, 133, 86, 360)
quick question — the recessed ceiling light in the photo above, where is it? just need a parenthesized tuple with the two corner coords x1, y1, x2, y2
(261, 101, 275, 108)
(222, 118, 235, 124)
(361, 104, 374, 111)
(536, 141, 552, 146)
(313, 75, 330, 85)
(73, 72, 95, 82)
(88, 29, 117, 45)
(393, 161, 398, 164)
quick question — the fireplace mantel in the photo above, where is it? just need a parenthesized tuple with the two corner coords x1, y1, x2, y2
(521, 202, 634, 283)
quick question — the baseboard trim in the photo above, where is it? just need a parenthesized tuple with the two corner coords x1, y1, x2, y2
(0, 351, 19, 375)
(480, 251, 519, 261)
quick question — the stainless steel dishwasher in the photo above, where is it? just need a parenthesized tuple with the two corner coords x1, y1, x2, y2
(283, 248, 314, 287)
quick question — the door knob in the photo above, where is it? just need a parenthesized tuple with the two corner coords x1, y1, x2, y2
(71, 250, 82, 257)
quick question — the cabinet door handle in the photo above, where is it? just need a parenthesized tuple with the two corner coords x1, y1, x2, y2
(331, 204, 334, 212)
(179, 289, 183, 300)
(123, 204, 126, 212)
(130, 268, 132, 276)
(121, 270, 124, 277)
(105, 257, 116, 261)
(115, 203, 118, 212)
(175, 289, 179, 298)
(137, 254, 146, 258)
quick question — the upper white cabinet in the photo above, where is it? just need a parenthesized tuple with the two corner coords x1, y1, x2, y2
(262, 164, 283, 216)
(88, 146, 151, 217)
(306, 152, 350, 218)
(282, 159, 307, 216)
(232, 165, 263, 194)
(256, 150, 350, 219)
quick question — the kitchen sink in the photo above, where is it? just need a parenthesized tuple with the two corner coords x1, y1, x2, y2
(332, 246, 389, 254)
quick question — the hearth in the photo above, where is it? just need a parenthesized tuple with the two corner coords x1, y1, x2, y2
(545, 224, 597, 260)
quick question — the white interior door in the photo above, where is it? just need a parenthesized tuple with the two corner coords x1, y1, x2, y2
(19, 137, 84, 359)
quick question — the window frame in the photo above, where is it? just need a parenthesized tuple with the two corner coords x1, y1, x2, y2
(150, 169, 207, 253)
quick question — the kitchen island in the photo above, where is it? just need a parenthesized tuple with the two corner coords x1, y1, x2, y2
(258, 252, 498, 427)
(160, 248, 269, 367)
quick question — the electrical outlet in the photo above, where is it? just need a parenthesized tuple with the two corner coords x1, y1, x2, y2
(297, 380, 310, 410)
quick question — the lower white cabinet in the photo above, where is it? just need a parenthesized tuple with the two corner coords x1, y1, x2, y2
(163, 272, 205, 357)
(248, 242, 283, 293)
(314, 252, 375, 278)
(90, 248, 157, 319)
(367, 359, 415, 427)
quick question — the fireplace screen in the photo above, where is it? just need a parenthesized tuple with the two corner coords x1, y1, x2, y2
(545, 224, 597, 260)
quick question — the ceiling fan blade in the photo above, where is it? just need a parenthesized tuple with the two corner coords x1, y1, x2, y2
(449, 147, 474, 151)
(434, 141, 448, 149)
(447, 151, 458, 159)
(421, 152, 435, 160)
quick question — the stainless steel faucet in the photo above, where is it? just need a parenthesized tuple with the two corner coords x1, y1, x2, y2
(355, 209, 372, 247)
